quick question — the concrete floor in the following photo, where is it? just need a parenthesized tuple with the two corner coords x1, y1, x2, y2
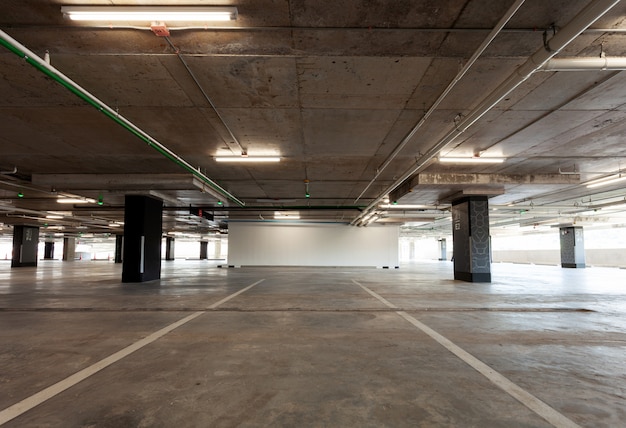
(0, 260, 625, 427)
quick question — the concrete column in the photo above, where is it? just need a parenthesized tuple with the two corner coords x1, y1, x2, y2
(12, 225, 39, 268)
(63, 237, 76, 261)
(122, 195, 163, 283)
(200, 241, 208, 260)
(408, 240, 415, 260)
(438, 238, 447, 261)
(165, 237, 175, 261)
(214, 239, 222, 259)
(560, 226, 585, 268)
(114, 235, 123, 264)
(44, 241, 55, 260)
(451, 196, 491, 282)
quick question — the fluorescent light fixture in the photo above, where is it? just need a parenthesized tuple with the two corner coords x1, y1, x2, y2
(274, 211, 300, 220)
(439, 156, 506, 164)
(108, 223, 121, 227)
(45, 215, 63, 219)
(379, 204, 439, 209)
(61, 6, 238, 22)
(586, 175, 626, 188)
(215, 156, 281, 163)
(57, 197, 96, 204)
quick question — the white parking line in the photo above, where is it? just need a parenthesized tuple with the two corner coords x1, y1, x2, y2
(0, 279, 265, 426)
(352, 279, 581, 428)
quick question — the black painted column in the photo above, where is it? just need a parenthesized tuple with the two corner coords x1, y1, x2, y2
(122, 195, 163, 282)
(63, 237, 76, 261)
(11, 225, 39, 268)
(200, 241, 208, 260)
(560, 226, 585, 268)
(165, 237, 175, 261)
(114, 235, 123, 264)
(451, 196, 491, 282)
(44, 241, 55, 259)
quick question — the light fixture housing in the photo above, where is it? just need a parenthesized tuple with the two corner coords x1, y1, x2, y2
(215, 156, 281, 163)
(274, 211, 300, 220)
(61, 6, 238, 22)
(439, 156, 506, 164)
(57, 197, 96, 204)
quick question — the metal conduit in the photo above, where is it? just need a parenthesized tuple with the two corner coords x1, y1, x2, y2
(354, 0, 528, 203)
(540, 56, 626, 71)
(351, 0, 622, 226)
(0, 29, 246, 207)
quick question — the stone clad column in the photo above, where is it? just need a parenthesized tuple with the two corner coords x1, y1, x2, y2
(200, 241, 208, 260)
(165, 237, 175, 261)
(114, 235, 123, 264)
(11, 225, 39, 268)
(44, 241, 54, 259)
(560, 226, 585, 268)
(63, 237, 76, 261)
(451, 196, 491, 282)
(122, 195, 163, 283)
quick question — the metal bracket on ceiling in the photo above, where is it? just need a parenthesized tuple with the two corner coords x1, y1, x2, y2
(543, 23, 557, 52)
(150, 21, 170, 37)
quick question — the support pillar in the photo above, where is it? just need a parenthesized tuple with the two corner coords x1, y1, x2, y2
(215, 239, 222, 259)
(114, 235, 123, 263)
(438, 238, 447, 261)
(44, 241, 55, 260)
(200, 241, 208, 260)
(451, 196, 491, 282)
(165, 237, 175, 261)
(560, 226, 585, 268)
(122, 195, 163, 282)
(11, 225, 39, 268)
(63, 237, 76, 261)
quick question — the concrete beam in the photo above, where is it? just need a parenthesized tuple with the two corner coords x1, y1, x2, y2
(413, 173, 581, 186)
(32, 174, 199, 190)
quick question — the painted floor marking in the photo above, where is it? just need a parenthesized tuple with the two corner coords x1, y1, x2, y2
(352, 279, 581, 428)
(0, 279, 265, 426)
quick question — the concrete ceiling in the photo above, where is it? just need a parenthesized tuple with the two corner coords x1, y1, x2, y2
(1, 0, 626, 238)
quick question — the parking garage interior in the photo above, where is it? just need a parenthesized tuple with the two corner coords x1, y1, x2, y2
(1, 1, 626, 426)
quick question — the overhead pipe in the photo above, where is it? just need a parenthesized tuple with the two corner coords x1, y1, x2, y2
(0, 29, 245, 207)
(354, 0, 528, 203)
(540, 56, 626, 71)
(352, 0, 622, 226)
(164, 37, 246, 156)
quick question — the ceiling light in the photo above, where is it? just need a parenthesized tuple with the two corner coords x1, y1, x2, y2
(57, 197, 96, 204)
(61, 6, 238, 22)
(379, 204, 441, 209)
(439, 157, 506, 164)
(45, 215, 63, 219)
(274, 211, 300, 220)
(215, 156, 281, 163)
(586, 175, 626, 188)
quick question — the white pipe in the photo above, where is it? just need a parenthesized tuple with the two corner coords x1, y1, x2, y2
(541, 56, 626, 71)
(351, 0, 622, 226)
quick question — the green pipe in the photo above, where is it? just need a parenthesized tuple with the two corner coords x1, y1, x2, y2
(0, 29, 245, 207)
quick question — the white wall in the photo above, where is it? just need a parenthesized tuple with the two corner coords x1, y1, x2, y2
(228, 222, 399, 267)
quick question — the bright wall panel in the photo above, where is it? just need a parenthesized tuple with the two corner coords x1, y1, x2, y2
(228, 222, 399, 267)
